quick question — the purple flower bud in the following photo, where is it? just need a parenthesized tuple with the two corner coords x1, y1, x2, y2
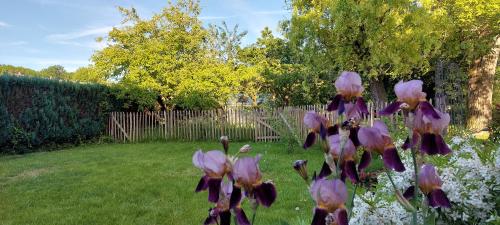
(293, 160, 308, 181)
(239, 144, 251, 153)
(220, 136, 229, 153)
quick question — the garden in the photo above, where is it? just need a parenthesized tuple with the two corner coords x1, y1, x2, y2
(1, 0, 499, 225)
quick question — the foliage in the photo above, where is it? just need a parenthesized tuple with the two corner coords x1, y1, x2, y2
(0, 64, 39, 76)
(70, 65, 106, 83)
(39, 65, 69, 80)
(91, 0, 242, 110)
(286, 0, 446, 80)
(0, 75, 112, 153)
(239, 27, 334, 106)
(439, 0, 500, 61)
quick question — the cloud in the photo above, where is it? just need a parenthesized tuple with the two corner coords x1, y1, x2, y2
(0, 41, 28, 47)
(46, 26, 113, 41)
(45, 26, 113, 50)
(0, 21, 10, 28)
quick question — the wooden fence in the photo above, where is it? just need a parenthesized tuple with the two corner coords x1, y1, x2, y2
(106, 102, 409, 143)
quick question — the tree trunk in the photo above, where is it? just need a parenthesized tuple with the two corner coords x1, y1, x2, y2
(369, 78, 387, 107)
(467, 37, 500, 132)
(434, 60, 447, 113)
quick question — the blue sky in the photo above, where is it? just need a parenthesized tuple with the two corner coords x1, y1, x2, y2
(0, 0, 290, 72)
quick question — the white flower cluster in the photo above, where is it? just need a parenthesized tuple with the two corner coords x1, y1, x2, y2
(350, 136, 500, 224)
(439, 136, 499, 223)
(350, 191, 420, 225)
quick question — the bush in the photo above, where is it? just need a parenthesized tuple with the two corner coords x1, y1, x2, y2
(0, 75, 112, 153)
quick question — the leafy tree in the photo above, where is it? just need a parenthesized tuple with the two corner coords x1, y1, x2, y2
(207, 21, 248, 65)
(439, 0, 499, 131)
(70, 66, 105, 83)
(286, 0, 446, 102)
(39, 65, 68, 79)
(239, 27, 334, 106)
(91, 0, 241, 110)
(0, 64, 39, 76)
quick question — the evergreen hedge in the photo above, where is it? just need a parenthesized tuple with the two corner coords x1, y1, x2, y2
(0, 75, 114, 153)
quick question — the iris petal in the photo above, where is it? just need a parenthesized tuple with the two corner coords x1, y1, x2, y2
(356, 97, 369, 114)
(349, 127, 360, 147)
(208, 178, 222, 203)
(229, 186, 242, 209)
(303, 132, 316, 149)
(336, 208, 349, 225)
(383, 148, 405, 172)
(327, 95, 342, 111)
(421, 133, 439, 155)
(195, 175, 209, 192)
(429, 189, 451, 208)
(328, 124, 339, 136)
(403, 186, 415, 200)
(318, 161, 332, 179)
(379, 101, 402, 116)
(435, 134, 452, 155)
(219, 210, 231, 225)
(344, 160, 359, 183)
(358, 150, 372, 171)
(235, 208, 250, 225)
(419, 101, 441, 119)
(311, 208, 328, 225)
(255, 182, 277, 207)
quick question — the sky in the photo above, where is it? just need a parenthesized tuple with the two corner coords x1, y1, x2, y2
(0, 0, 290, 72)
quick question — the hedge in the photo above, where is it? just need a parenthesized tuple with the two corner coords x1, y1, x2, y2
(0, 75, 116, 153)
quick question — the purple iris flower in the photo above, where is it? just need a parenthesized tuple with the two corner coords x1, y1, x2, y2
(417, 164, 451, 208)
(193, 150, 232, 203)
(203, 180, 234, 225)
(325, 134, 359, 183)
(408, 108, 452, 155)
(379, 80, 440, 119)
(357, 121, 405, 172)
(327, 71, 368, 117)
(310, 179, 349, 225)
(303, 111, 330, 148)
(229, 155, 277, 225)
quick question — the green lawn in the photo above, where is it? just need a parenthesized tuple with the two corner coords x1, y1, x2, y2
(0, 142, 337, 225)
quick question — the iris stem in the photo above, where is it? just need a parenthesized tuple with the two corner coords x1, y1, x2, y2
(348, 184, 358, 220)
(251, 204, 258, 225)
(411, 146, 419, 225)
(408, 112, 419, 225)
(335, 134, 348, 177)
(384, 169, 398, 192)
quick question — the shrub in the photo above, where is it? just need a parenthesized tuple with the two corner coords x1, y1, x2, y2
(0, 75, 111, 153)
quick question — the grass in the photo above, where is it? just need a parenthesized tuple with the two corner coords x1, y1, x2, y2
(0, 141, 347, 225)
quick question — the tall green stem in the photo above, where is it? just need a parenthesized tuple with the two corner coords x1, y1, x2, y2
(411, 146, 419, 225)
(408, 112, 419, 225)
(348, 184, 358, 220)
(251, 204, 258, 225)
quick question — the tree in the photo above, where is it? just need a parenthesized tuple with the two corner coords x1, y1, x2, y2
(239, 27, 333, 106)
(286, 0, 445, 103)
(439, 0, 499, 132)
(0, 64, 39, 77)
(70, 66, 106, 83)
(39, 65, 68, 79)
(207, 21, 248, 65)
(91, 0, 241, 110)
